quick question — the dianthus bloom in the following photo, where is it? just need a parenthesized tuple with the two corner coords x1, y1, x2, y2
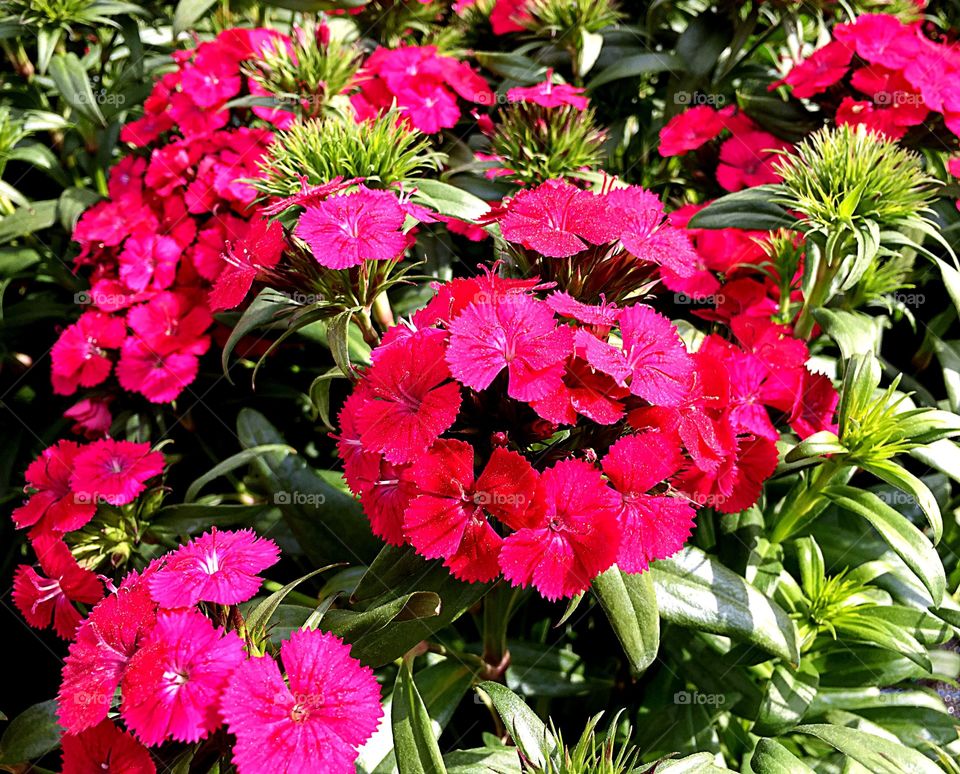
(507, 71, 589, 109)
(51, 312, 127, 395)
(500, 459, 621, 600)
(12, 440, 96, 534)
(209, 217, 286, 310)
(220, 629, 382, 774)
(294, 186, 411, 269)
(715, 130, 790, 192)
(148, 528, 280, 607)
(61, 719, 155, 774)
(121, 610, 245, 745)
(658, 106, 726, 157)
(781, 40, 852, 99)
(70, 439, 164, 506)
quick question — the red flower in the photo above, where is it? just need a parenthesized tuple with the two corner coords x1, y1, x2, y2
(403, 440, 537, 582)
(13, 536, 103, 639)
(119, 234, 180, 292)
(658, 106, 726, 157)
(295, 186, 410, 269)
(148, 528, 280, 607)
(116, 337, 202, 404)
(69, 439, 164, 507)
(209, 217, 286, 310)
(507, 72, 589, 109)
(716, 131, 790, 192)
(121, 610, 245, 746)
(51, 312, 127, 396)
(782, 41, 852, 99)
(12, 440, 96, 534)
(500, 459, 621, 600)
(355, 328, 462, 464)
(61, 720, 155, 774)
(602, 433, 696, 573)
(220, 629, 382, 774)
(446, 292, 574, 401)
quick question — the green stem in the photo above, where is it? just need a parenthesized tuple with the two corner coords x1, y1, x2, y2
(261, 580, 317, 607)
(481, 583, 516, 681)
(770, 459, 842, 543)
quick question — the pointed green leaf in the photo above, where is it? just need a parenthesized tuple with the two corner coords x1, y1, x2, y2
(591, 566, 660, 676)
(392, 660, 447, 774)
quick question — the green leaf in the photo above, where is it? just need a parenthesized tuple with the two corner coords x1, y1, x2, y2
(591, 566, 659, 676)
(49, 53, 106, 126)
(652, 546, 800, 662)
(412, 179, 490, 221)
(750, 738, 815, 773)
(476, 682, 557, 769)
(588, 52, 683, 90)
(676, 11, 731, 77)
(0, 701, 62, 765)
(0, 200, 58, 243)
(184, 444, 294, 502)
(577, 29, 604, 76)
(822, 485, 945, 604)
(857, 459, 942, 544)
(244, 567, 331, 635)
(784, 431, 846, 463)
(58, 187, 101, 231)
(320, 591, 441, 644)
(754, 662, 819, 736)
(811, 308, 883, 360)
(172, 0, 217, 35)
(221, 289, 291, 382)
(0, 247, 40, 276)
(444, 748, 521, 774)
(686, 186, 795, 231)
(392, 660, 447, 774)
(474, 52, 548, 83)
(237, 409, 380, 566)
(792, 723, 942, 774)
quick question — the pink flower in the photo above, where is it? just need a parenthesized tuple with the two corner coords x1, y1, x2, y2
(833, 14, 920, 70)
(220, 629, 382, 774)
(446, 293, 574, 401)
(61, 719, 155, 774)
(116, 336, 201, 404)
(121, 610, 245, 746)
(12, 440, 96, 534)
(209, 217, 286, 310)
(716, 131, 790, 192)
(507, 72, 589, 109)
(577, 305, 694, 406)
(51, 312, 127, 395)
(403, 440, 537, 582)
(69, 439, 164, 506)
(782, 41, 852, 99)
(658, 106, 726, 157)
(500, 459, 621, 600)
(601, 433, 696, 573)
(119, 234, 180, 292)
(607, 186, 701, 278)
(65, 397, 113, 439)
(490, 0, 530, 34)
(149, 528, 280, 607)
(355, 328, 462, 464)
(13, 536, 103, 639)
(295, 186, 410, 269)
(499, 180, 617, 257)
(58, 569, 159, 733)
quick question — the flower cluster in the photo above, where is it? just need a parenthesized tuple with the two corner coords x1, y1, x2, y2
(54, 31, 293, 414)
(12, 439, 164, 638)
(352, 44, 494, 133)
(658, 105, 793, 192)
(55, 529, 381, 774)
(779, 14, 954, 141)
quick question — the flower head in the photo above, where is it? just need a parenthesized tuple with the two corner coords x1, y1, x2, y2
(220, 629, 382, 774)
(12, 440, 96, 534)
(70, 440, 164, 507)
(61, 719, 155, 774)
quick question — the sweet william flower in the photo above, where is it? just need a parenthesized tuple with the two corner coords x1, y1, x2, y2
(499, 459, 621, 600)
(116, 336, 202, 404)
(51, 312, 127, 395)
(12, 440, 96, 534)
(295, 186, 410, 269)
(781, 41, 852, 99)
(65, 397, 113, 439)
(601, 433, 696, 573)
(121, 610, 245, 746)
(716, 130, 790, 192)
(658, 106, 726, 157)
(69, 439, 164, 507)
(220, 629, 382, 774)
(507, 72, 589, 109)
(61, 719, 155, 774)
(403, 440, 538, 582)
(148, 528, 280, 607)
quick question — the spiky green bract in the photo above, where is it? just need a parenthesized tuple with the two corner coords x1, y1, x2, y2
(243, 21, 362, 121)
(254, 112, 445, 199)
(491, 103, 605, 185)
(2, 0, 136, 31)
(525, 0, 622, 36)
(526, 712, 640, 774)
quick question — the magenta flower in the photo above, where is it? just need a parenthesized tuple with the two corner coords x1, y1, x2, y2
(118, 234, 180, 292)
(601, 433, 696, 573)
(209, 216, 286, 311)
(121, 610, 245, 746)
(69, 439, 164, 506)
(446, 293, 574, 401)
(295, 186, 410, 269)
(51, 312, 127, 396)
(58, 568, 159, 734)
(782, 41, 852, 99)
(61, 719, 155, 774)
(148, 528, 280, 607)
(12, 440, 96, 534)
(507, 72, 589, 109)
(499, 459, 621, 600)
(355, 328, 462, 464)
(576, 305, 694, 406)
(220, 629, 383, 774)
(658, 106, 726, 157)
(116, 337, 202, 404)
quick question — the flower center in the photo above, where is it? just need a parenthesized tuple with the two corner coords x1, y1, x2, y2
(199, 549, 221, 574)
